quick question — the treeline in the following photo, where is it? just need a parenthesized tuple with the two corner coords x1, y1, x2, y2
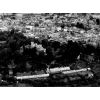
(0, 29, 100, 76)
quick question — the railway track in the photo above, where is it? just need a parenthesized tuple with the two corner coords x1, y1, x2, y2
(0, 66, 99, 86)
(11, 67, 94, 86)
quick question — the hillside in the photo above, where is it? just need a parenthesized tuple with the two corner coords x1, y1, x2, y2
(0, 13, 100, 86)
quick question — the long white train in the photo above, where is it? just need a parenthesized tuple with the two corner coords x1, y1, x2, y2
(15, 67, 93, 80)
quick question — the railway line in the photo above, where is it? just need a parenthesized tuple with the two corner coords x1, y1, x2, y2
(0, 66, 97, 87)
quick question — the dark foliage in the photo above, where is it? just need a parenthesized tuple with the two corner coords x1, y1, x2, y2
(96, 18, 100, 25)
(1, 29, 100, 77)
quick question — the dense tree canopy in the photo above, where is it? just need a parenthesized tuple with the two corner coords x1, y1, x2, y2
(0, 28, 100, 76)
